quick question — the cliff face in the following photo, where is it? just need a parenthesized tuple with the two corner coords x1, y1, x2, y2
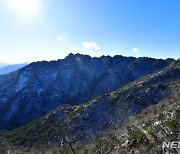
(0, 59, 179, 154)
(0, 54, 173, 130)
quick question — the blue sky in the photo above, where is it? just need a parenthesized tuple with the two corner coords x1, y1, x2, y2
(0, 0, 179, 64)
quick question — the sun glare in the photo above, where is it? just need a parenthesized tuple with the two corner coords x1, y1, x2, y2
(7, 0, 40, 18)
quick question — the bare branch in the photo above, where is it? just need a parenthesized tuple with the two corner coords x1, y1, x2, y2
(61, 137, 77, 154)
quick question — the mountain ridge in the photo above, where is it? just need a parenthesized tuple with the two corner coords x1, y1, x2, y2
(0, 54, 175, 130)
(0, 63, 28, 75)
(0, 63, 8, 69)
(0, 58, 179, 154)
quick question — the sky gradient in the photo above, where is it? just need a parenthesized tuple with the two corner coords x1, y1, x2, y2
(0, 0, 180, 64)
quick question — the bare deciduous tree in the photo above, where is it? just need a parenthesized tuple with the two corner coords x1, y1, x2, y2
(60, 137, 77, 154)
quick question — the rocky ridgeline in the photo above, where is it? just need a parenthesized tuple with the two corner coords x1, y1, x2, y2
(0, 54, 174, 130)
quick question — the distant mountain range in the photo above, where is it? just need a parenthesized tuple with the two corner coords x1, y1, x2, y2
(0, 56, 179, 154)
(0, 63, 8, 69)
(0, 63, 28, 75)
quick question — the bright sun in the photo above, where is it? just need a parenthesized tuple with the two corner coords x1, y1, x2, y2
(7, 0, 40, 18)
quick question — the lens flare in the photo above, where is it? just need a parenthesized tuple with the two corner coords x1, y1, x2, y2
(7, 0, 40, 18)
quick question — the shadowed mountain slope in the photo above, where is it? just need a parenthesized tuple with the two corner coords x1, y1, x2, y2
(0, 54, 174, 130)
(0, 59, 179, 154)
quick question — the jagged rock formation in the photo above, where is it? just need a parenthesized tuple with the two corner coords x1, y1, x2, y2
(0, 54, 174, 130)
(0, 59, 179, 154)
